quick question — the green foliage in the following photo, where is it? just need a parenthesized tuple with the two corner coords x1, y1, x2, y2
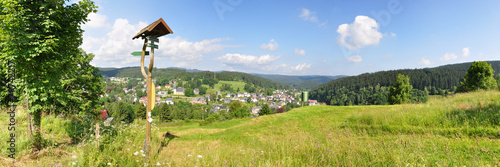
(1, 0, 98, 150)
(134, 104, 146, 119)
(110, 101, 135, 123)
(456, 61, 498, 92)
(496, 74, 500, 89)
(158, 103, 172, 122)
(259, 104, 272, 116)
(184, 88, 194, 97)
(229, 101, 250, 118)
(388, 74, 413, 104)
(66, 112, 117, 143)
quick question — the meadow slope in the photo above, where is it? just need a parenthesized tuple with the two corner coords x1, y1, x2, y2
(1, 91, 500, 166)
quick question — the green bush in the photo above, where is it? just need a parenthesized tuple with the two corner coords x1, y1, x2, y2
(66, 112, 117, 143)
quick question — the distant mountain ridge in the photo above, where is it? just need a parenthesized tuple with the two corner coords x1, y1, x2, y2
(309, 61, 500, 104)
(251, 74, 346, 89)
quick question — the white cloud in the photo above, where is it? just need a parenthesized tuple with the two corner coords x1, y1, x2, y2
(82, 13, 109, 29)
(294, 48, 306, 56)
(290, 63, 311, 71)
(299, 8, 318, 22)
(158, 37, 228, 61)
(461, 47, 470, 57)
(348, 55, 362, 63)
(337, 15, 383, 50)
(260, 39, 279, 51)
(216, 54, 310, 73)
(418, 58, 431, 65)
(440, 53, 457, 61)
(84, 18, 228, 67)
(390, 33, 396, 37)
(321, 59, 327, 63)
(216, 54, 279, 66)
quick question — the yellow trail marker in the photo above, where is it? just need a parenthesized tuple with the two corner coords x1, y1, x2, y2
(149, 81, 156, 110)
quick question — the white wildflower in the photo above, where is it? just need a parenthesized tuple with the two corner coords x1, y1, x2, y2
(134, 151, 139, 156)
(187, 154, 192, 157)
(107, 162, 112, 165)
(142, 154, 146, 157)
(157, 162, 161, 166)
(72, 155, 77, 159)
(197, 155, 202, 158)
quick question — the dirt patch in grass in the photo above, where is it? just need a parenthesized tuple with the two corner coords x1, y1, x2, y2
(165, 128, 227, 137)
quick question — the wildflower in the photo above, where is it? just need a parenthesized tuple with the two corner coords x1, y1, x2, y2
(187, 154, 192, 157)
(197, 155, 203, 158)
(136, 160, 139, 162)
(107, 162, 112, 165)
(157, 162, 161, 166)
(142, 154, 146, 157)
(140, 150, 144, 153)
(316, 145, 319, 148)
(329, 149, 332, 152)
(72, 155, 77, 159)
(72, 162, 76, 165)
(134, 151, 139, 156)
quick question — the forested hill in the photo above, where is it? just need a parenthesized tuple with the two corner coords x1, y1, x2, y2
(309, 61, 500, 104)
(98, 67, 288, 89)
(252, 74, 346, 89)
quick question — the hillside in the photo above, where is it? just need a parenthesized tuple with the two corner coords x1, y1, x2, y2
(99, 67, 289, 89)
(252, 74, 346, 89)
(310, 61, 500, 104)
(3, 91, 500, 166)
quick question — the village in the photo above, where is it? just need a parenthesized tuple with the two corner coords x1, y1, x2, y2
(106, 77, 323, 116)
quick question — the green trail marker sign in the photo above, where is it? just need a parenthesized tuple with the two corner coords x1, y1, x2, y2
(131, 51, 150, 56)
(147, 36, 159, 43)
(146, 43, 158, 49)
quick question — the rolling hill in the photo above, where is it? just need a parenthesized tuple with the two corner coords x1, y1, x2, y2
(309, 61, 500, 104)
(98, 67, 289, 90)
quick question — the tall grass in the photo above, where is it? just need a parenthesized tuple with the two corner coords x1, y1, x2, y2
(2, 90, 500, 166)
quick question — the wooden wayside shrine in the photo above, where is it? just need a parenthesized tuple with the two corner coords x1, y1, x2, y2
(132, 18, 172, 163)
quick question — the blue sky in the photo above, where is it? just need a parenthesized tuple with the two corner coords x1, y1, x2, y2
(80, 0, 500, 76)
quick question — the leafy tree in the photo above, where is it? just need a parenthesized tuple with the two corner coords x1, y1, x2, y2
(158, 103, 172, 122)
(456, 61, 498, 92)
(259, 104, 272, 116)
(0, 0, 97, 150)
(111, 101, 135, 123)
(388, 74, 413, 105)
(234, 107, 251, 118)
(135, 104, 146, 119)
(185, 88, 194, 97)
(229, 101, 243, 114)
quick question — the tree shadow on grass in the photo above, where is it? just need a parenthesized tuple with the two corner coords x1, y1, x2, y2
(446, 103, 500, 137)
(157, 131, 179, 154)
(447, 103, 500, 126)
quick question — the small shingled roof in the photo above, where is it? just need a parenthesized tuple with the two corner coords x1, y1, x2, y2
(132, 18, 173, 40)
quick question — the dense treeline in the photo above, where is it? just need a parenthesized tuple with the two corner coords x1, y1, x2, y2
(310, 61, 500, 105)
(99, 67, 288, 90)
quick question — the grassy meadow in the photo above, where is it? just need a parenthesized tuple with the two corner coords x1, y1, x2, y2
(2, 91, 500, 166)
